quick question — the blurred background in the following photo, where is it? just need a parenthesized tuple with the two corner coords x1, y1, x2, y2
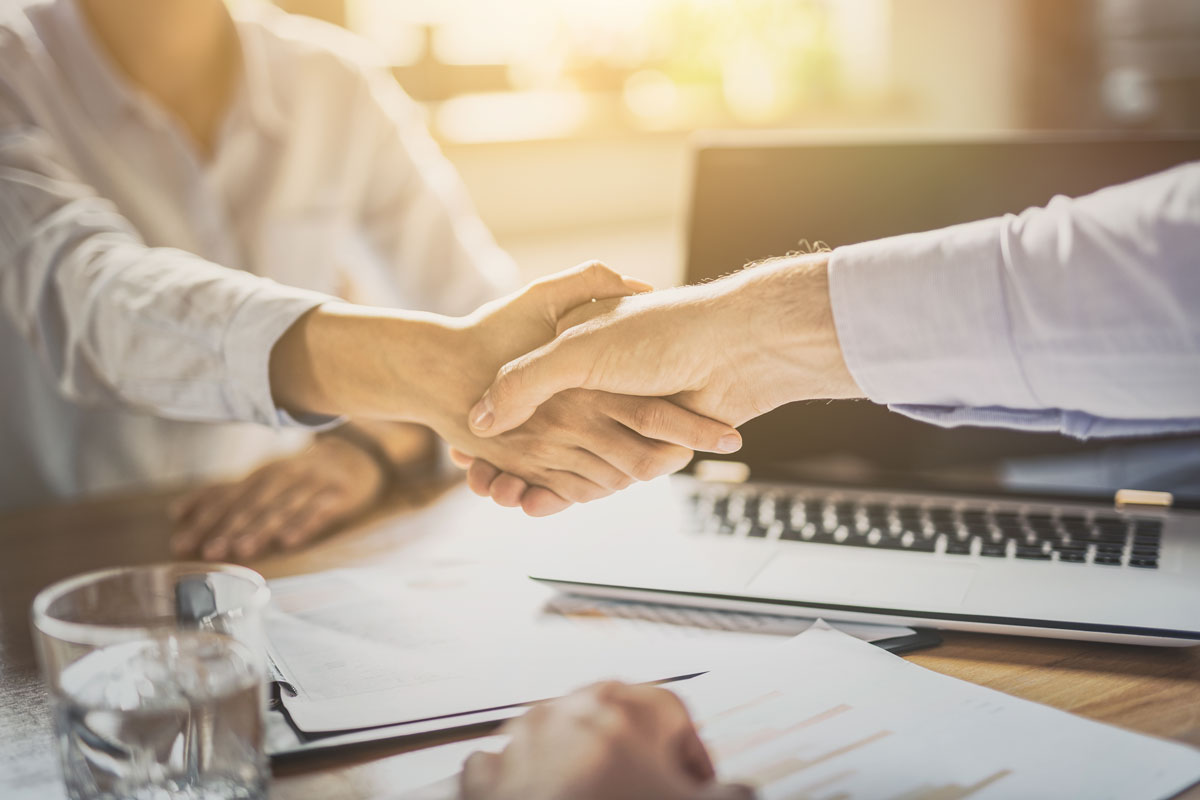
(269, 0, 1200, 288)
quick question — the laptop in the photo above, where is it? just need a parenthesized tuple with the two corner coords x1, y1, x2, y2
(531, 132, 1200, 646)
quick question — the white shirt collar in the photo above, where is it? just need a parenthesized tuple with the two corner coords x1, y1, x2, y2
(47, 0, 286, 141)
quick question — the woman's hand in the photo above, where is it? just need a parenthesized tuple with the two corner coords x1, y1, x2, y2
(169, 434, 385, 560)
(461, 682, 754, 800)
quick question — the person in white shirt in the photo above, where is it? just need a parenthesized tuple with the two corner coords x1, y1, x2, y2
(460, 163, 1200, 510)
(0, 0, 740, 557)
(443, 163, 1200, 800)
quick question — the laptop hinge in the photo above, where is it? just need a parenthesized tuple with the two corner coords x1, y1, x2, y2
(1114, 489, 1173, 509)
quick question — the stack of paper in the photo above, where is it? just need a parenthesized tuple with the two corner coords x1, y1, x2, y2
(265, 566, 914, 736)
(391, 622, 1200, 800)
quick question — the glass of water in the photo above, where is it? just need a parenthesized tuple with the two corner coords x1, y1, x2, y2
(31, 563, 271, 800)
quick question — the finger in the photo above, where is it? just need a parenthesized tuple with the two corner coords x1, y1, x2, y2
(532, 445, 632, 493)
(587, 423, 695, 483)
(469, 335, 592, 437)
(601, 395, 742, 455)
(488, 472, 528, 507)
(279, 492, 345, 550)
(173, 484, 242, 557)
(678, 722, 717, 783)
(230, 481, 320, 559)
(530, 260, 651, 320)
(185, 467, 290, 559)
(520, 486, 573, 517)
(536, 469, 613, 505)
(448, 448, 475, 469)
(460, 751, 502, 800)
(465, 459, 501, 496)
(211, 468, 309, 551)
(168, 487, 208, 524)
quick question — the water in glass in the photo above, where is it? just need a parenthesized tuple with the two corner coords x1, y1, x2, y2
(52, 631, 267, 800)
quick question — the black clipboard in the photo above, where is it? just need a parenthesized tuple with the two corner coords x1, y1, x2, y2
(265, 627, 942, 762)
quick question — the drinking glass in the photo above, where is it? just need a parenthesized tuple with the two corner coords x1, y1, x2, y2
(31, 563, 271, 800)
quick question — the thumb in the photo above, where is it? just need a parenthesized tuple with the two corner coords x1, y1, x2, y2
(469, 335, 591, 436)
(459, 751, 502, 800)
(532, 260, 651, 320)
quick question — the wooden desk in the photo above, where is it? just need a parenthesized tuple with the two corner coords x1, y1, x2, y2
(3, 484, 1200, 799)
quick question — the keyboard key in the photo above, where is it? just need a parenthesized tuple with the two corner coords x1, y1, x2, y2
(906, 539, 937, 553)
(1129, 558, 1159, 569)
(980, 543, 1007, 557)
(1058, 551, 1086, 562)
(945, 540, 972, 555)
(1015, 547, 1052, 560)
(1134, 519, 1163, 535)
(1093, 555, 1122, 566)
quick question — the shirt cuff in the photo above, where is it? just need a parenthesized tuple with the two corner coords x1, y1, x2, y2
(221, 281, 342, 429)
(827, 217, 1042, 410)
(891, 404, 1200, 440)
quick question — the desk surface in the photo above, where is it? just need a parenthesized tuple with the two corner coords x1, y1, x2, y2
(3, 482, 1200, 799)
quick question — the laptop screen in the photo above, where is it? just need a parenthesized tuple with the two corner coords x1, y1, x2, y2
(683, 133, 1200, 502)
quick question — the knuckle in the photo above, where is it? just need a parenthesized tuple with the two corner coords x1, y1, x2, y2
(580, 484, 614, 503)
(581, 260, 610, 282)
(587, 681, 627, 705)
(630, 451, 666, 482)
(659, 443, 694, 473)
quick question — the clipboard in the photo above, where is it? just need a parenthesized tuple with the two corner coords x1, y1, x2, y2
(265, 627, 942, 761)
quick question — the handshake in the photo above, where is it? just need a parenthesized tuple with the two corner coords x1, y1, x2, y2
(271, 257, 861, 516)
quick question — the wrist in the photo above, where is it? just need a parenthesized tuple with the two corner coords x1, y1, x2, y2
(722, 254, 863, 405)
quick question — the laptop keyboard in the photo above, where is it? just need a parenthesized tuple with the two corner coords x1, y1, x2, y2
(687, 486, 1163, 569)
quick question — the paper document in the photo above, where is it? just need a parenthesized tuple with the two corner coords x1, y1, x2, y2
(392, 623, 1200, 800)
(266, 567, 914, 733)
(675, 622, 1200, 799)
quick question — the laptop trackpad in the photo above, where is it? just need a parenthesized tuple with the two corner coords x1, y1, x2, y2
(746, 552, 977, 610)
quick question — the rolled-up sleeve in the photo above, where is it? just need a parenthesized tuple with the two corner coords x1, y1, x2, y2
(0, 116, 334, 426)
(828, 162, 1200, 438)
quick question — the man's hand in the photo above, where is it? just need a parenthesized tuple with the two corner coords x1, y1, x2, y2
(169, 434, 386, 560)
(457, 256, 862, 510)
(460, 682, 754, 800)
(468, 255, 862, 439)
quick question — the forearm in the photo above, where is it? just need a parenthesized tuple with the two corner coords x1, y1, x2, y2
(269, 301, 477, 426)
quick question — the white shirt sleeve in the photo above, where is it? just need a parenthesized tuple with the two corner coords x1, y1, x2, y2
(0, 105, 334, 427)
(827, 162, 1200, 439)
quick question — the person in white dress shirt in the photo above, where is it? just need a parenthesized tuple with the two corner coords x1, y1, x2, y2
(0, 0, 740, 556)
(459, 162, 1200, 508)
